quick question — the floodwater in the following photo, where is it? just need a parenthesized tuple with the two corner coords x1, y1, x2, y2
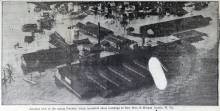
(2, 1, 218, 105)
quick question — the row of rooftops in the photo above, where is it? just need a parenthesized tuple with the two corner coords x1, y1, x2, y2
(76, 22, 114, 39)
(76, 21, 134, 44)
(51, 15, 210, 52)
(139, 15, 211, 37)
(103, 34, 135, 45)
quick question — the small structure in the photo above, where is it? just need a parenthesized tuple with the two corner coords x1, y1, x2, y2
(76, 22, 114, 39)
(69, 12, 88, 20)
(21, 44, 79, 74)
(27, 2, 52, 12)
(49, 31, 67, 48)
(38, 17, 54, 30)
(102, 36, 119, 49)
(73, 38, 91, 45)
(101, 35, 135, 50)
(173, 30, 207, 43)
(22, 24, 38, 32)
(24, 36, 35, 44)
(24, 32, 36, 44)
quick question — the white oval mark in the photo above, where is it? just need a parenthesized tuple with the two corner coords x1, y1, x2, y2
(148, 57, 167, 90)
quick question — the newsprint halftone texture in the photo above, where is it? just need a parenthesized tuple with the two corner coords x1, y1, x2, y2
(2, 1, 219, 105)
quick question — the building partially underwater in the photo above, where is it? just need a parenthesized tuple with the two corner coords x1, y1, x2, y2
(20, 13, 211, 99)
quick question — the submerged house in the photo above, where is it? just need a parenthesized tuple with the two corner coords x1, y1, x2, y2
(55, 38, 197, 99)
(101, 35, 135, 50)
(22, 24, 38, 32)
(140, 15, 211, 37)
(49, 31, 67, 48)
(21, 44, 79, 74)
(21, 31, 79, 74)
(173, 30, 207, 43)
(76, 22, 114, 39)
(72, 38, 92, 45)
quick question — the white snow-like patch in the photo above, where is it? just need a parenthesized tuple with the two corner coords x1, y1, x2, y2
(148, 57, 167, 90)
(100, 51, 116, 58)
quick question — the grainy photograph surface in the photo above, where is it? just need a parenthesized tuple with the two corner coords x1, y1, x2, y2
(1, 1, 219, 105)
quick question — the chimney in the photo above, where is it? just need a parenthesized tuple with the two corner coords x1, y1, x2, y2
(98, 22, 101, 45)
(142, 36, 145, 46)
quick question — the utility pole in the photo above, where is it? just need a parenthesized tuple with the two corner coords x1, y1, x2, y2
(98, 22, 101, 45)
(142, 36, 145, 46)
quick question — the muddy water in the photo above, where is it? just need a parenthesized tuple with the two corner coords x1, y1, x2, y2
(2, 2, 218, 105)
